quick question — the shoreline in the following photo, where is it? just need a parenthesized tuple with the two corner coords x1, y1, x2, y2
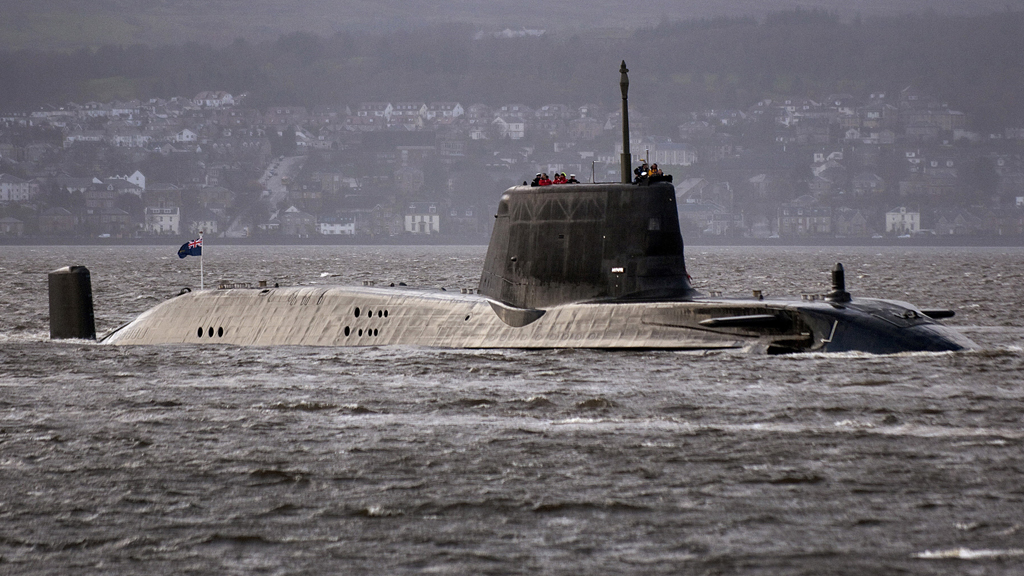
(1, 235, 1022, 248)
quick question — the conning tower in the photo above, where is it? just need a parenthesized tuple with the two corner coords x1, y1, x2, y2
(478, 60, 695, 309)
(478, 181, 696, 308)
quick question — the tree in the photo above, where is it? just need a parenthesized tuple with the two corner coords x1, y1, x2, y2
(960, 157, 999, 206)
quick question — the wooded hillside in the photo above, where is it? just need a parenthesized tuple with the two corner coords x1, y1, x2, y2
(2, 11, 1022, 129)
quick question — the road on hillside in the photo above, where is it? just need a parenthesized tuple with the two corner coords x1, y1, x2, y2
(225, 155, 306, 238)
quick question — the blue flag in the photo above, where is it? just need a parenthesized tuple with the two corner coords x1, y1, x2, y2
(177, 237, 202, 258)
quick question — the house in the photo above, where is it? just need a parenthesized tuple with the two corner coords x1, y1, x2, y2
(390, 103, 427, 129)
(933, 210, 980, 236)
(197, 186, 235, 211)
(142, 184, 183, 210)
(0, 174, 39, 202)
(211, 108, 261, 127)
(309, 105, 344, 126)
(468, 125, 489, 140)
(263, 106, 308, 126)
(108, 129, 152, 148)
(63, 130, 105, 148)
(795, 118, 831, 144)
(188, 208, 221, 236)
(446, 206, 482, 235)
(426, 102, 464, 121)
(569, 117, 604, 140)
(84, 207, 131, 237)
(145, 206, 180, 235)
(0, 142, 23, 162)
(84, 182, 118, 209)
(464, 104, 492, 124)
(904, 108, 968, 132)
(110, 100, 141, 117)
(833, 208, 871, 237)
(39, 207, 76, 235)
(778, 196, 832, 236)
(345, 115, 386, 131)
(747, 215, 774, 238)
(405, 202, 440, 234)
(495, 104, 532, 118)
(393, 164, 425, 195)
(279, 206, 316, 237)
(370, 204, 405, 236)
(747, 174, 783, 199)
(79, 102, 112, 118)
(528, 116, 564, 138)
(633, 139, 697, 167)
(437, 130, 467, 159)
(492, 117, 525, 139)
(885, 207, 920, 234)
(676, 199, 741, 236)
(899, 173, 956, 198)
(851, 172, 886, 196)
(535, 104, 572, 120)
(259, 210, 281, 233)
(193, 91, 235, 108)
(56, 176, 95, 194)
(355, 102, 393, 122)
(109, 170, 146, 191)
(94, 177, 143, 197)
(809, 172, 836, 196)
(318, 214, 356, 235)
(859, 101, 897, 129)
(677, 120, 716, 140)
(0, 217, 24, 236)
(175, 129, 198, 143)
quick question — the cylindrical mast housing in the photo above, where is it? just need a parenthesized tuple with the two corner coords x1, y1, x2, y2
(619, 61, 631, 183)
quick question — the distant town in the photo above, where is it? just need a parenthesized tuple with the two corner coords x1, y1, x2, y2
(1, 86, 1023, 242)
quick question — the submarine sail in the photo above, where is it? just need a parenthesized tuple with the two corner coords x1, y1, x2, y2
(479, 181, 697, 309)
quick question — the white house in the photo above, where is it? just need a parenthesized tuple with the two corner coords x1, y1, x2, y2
(193, 91, 234, 108)
(356, 102, 393, 122)
(175, 129, 197, 143)
(318, 215, 356, 235)
(405, 202, 440, 234)
(109, 170, 146, 191)
(426, 102, 464, 121)
(63, 130, 105, 148)
(145, 206, 180, 235)
(0, 174, 38, 202)
(886, 207, 920, 234)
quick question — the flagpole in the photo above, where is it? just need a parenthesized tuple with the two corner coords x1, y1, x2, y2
(200, 231, 204, 290)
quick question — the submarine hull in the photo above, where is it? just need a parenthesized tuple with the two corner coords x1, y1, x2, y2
(97, 64, 976, 355)
(101, 285, 972, 353)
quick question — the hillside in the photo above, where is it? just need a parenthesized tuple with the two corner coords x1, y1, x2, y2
(3, 11, 1024, 129)
(2, 0, 1024, 50)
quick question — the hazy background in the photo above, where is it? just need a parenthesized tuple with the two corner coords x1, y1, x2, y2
(3, 1, 1024, 241)
(3, 0, 1024, 50)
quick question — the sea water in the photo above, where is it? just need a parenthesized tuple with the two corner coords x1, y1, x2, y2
(1, 244, 1022, 574)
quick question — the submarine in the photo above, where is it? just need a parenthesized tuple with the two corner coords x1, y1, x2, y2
(98, 63, 975, 354)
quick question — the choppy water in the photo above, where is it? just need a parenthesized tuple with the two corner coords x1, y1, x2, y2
(1, 244, 1023, 575)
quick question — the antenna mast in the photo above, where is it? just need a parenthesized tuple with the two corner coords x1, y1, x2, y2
(619, 60, 631, 183)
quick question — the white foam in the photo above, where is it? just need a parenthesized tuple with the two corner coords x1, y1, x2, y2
(913, 547, 1024, 560)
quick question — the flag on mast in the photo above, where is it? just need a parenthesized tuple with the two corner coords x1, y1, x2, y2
(177, 236, 203, 258)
